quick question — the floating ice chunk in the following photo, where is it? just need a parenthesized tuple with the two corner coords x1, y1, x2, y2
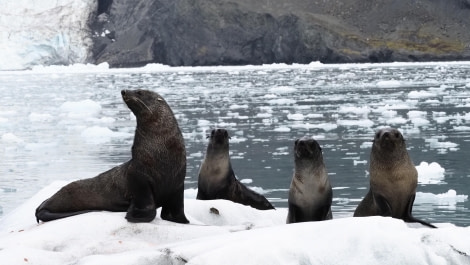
(269, 86, 297, 93)
(273, 126, 291, 132)
(416, 161, 445, 184)
(318, 123, 338, 131)
(376, 80, 401, 88)
(338, 106, 370, 115)
(360, 141, 373, 149)
(86, 117, 116, 124)
(337, 119, 374, 127)
(1, 133, 23, 143)
(410, 118, 430, 127)
(306, 114, 323, 118)
(425, 138, 459, 152)
(240, 179, 253, 184)
(386, 117, 407, 124)
(267, 99, 296, 105)
(197, 119, 211, 126)
(81, 126, 131, 144)
(407, 111, 427, 119)
(189, 151, 203, 158)
(59, 99, 102, 119)
(256, 113, 272, 118)
(453, 126, 470, 131)
(287, 113, 304, 120)
(229, 104, 248, 110)
(353, 160, 367, 166)
(408, 90, 435, 99)
(229, 136, 247, 143)
(416, 189, 468, 208)
(28, 112, 54, 122)
(263, 94, 278, 99)
(465, 83, 470, 88)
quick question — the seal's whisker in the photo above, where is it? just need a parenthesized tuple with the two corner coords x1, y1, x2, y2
(134, 97, 152, 114)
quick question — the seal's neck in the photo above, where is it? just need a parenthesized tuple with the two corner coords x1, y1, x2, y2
(295, 157, 327, 182)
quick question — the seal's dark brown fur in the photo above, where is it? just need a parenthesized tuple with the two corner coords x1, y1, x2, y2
(35, 89, 189, 224)
(287, 136, 332, 223)
(196, 128, 274, 210)
(354, 128, 436, 228)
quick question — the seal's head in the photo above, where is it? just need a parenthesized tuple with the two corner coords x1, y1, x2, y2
(371, 127, 410, 165)
(294, 136, 322, 162)
(121, 89, 170, 122)
(372, 128, 406, 152)
(208, 128, 230, 146)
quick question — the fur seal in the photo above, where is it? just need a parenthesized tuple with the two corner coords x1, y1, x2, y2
(287, 136, 333, 223)
(196, 128, 275, 210)
(354, 128, 436, 228)
(35, 89, 189, 224)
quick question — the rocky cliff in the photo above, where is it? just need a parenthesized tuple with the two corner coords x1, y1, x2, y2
(90, 0, 470, 67)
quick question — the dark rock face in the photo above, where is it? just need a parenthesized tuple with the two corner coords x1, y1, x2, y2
(89, 0, 470, 67)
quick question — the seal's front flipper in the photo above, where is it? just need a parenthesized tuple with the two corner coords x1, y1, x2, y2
(372, 192, 392, 217)
(125, 185, 156, 222)
(286, 203, 303, 223)
(125, 202, 156, 223)
(160, 192, 189, 224)
(403, 195, 437, 228)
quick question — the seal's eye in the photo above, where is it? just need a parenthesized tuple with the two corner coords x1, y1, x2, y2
(394, 132, 400, 138)
(375, 131, 381, 140)
(137, 90, 143, 96)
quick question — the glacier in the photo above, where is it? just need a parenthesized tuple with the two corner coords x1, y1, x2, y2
(0, 0, 96, 70)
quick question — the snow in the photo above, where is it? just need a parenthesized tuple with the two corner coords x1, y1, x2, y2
(0, 182, 469, 265)
(0, 0, 96, 70)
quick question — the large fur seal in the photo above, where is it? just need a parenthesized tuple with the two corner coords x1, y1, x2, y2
(35, 89, 189, 224)
(287, 136, 333, 223)
(354, 128, 436, 228)
(196, 128, 275, 210)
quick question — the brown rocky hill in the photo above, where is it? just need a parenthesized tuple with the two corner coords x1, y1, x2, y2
(90, 0, 470, 67)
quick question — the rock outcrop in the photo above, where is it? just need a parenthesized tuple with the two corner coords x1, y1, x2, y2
(90, 0, 470, 67)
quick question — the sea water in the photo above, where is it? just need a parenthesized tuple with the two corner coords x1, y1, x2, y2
(0, 62, 469, 226)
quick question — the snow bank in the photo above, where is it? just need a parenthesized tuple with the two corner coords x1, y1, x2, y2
(0, 182, 469, 265)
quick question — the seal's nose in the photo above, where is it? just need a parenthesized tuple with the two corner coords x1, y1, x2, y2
(121, 90, 126, 96)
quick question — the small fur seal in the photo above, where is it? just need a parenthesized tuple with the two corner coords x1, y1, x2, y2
(35, 89, 189, 224)
(196, 128, 274, 210)
(287, 136, 333, 223)
(354, 128, 436, 228)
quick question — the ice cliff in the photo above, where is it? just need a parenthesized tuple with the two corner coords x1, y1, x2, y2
(1, 0, 470, 70)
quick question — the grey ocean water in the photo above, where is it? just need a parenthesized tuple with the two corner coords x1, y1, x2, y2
(0, 62, 469, 226)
